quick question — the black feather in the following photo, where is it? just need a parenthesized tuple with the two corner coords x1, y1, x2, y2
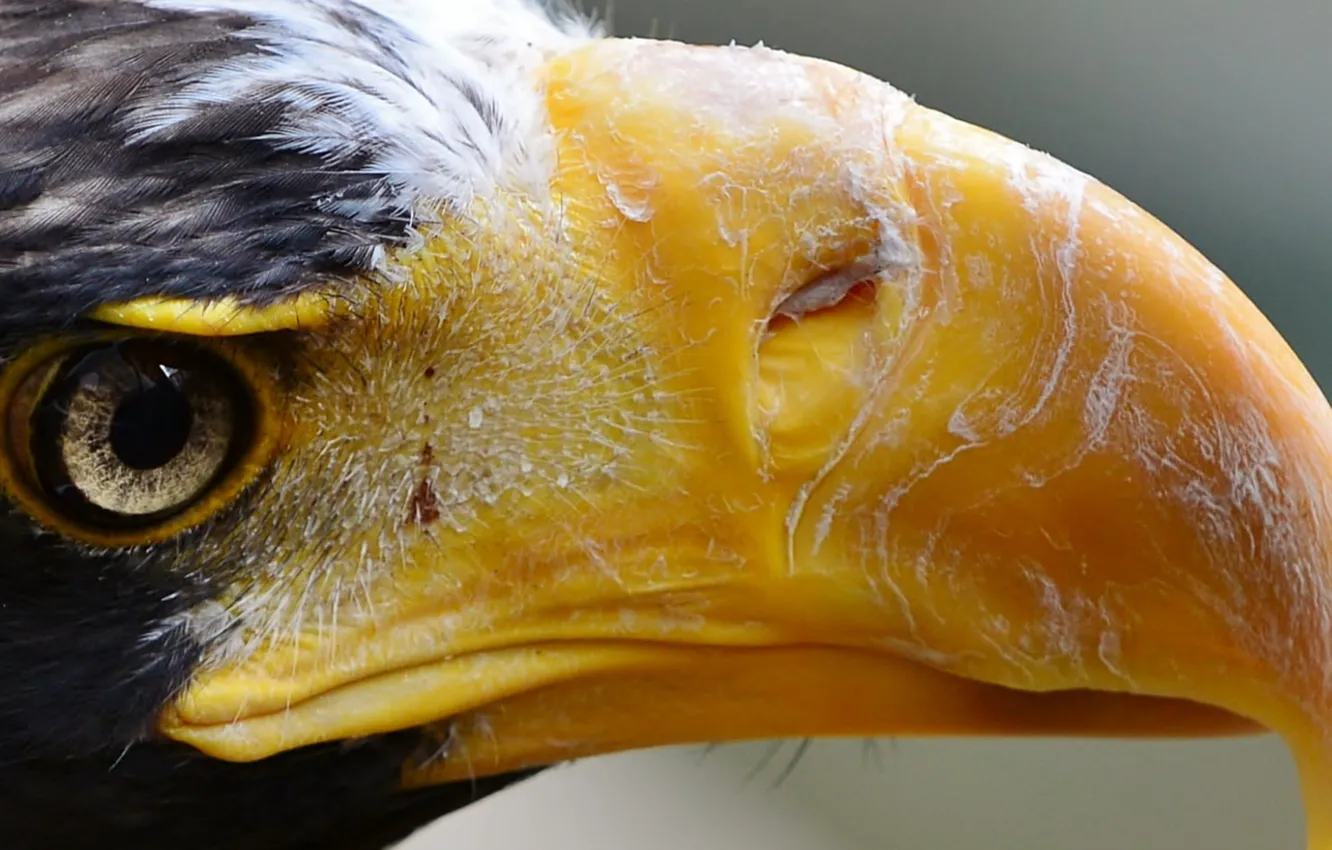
(0, 0, 482, 333)
(1, 731, 536, 850)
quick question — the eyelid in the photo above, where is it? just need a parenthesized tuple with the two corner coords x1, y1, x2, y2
(91, 292, 345, 337)
(4, 352, 65, 489)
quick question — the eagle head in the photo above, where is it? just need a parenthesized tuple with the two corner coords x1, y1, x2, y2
(2, 1, 1330, 848)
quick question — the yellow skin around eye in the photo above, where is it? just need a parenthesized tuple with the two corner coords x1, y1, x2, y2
(0, 331, 287, 548)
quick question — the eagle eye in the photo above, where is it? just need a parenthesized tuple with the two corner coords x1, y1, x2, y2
(1, 335, 273, 543)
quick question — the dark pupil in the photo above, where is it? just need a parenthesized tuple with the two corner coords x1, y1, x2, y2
(108, 368, 193, 471)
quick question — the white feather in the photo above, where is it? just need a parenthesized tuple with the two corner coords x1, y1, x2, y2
(136, 0, 601, 218)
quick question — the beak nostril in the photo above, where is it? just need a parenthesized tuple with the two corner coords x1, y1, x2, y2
(770, 263, 881, 329)
(755, 265, 884, 476)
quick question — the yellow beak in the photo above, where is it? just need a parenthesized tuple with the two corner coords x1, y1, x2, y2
(144, 38, 1332, 844)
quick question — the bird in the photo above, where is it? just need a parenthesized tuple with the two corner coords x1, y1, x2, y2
(2, 0, 1331, 848)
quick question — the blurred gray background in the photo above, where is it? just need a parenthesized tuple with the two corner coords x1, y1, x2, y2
(415, 1, 1329, 847)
